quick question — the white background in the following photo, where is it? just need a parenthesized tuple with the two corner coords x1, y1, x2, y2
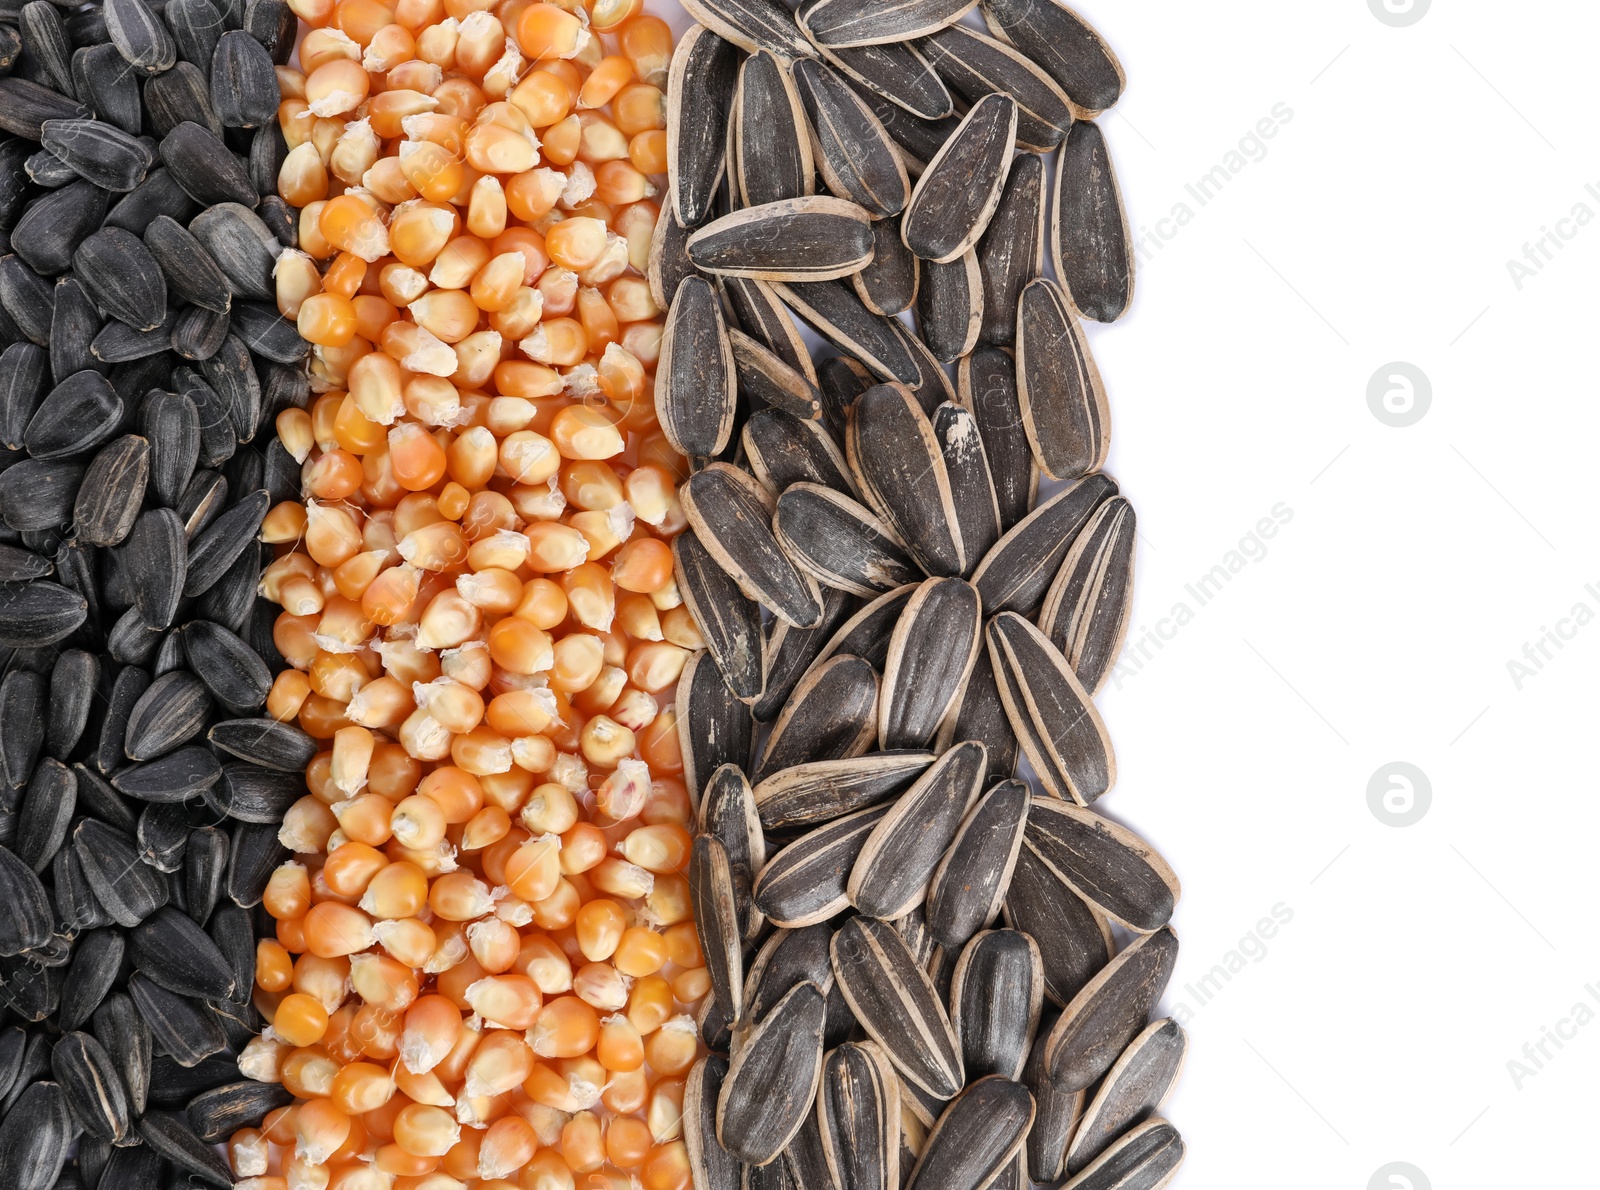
(664, 0, 1600, 1185)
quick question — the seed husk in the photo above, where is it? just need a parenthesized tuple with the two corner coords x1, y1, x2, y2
(774, 281, 924, 388)
(978, 152, 1047, 345)
(656, 274, 737, 464)
(0, 1079, 73, 1190)
(675, 531, 767, 703)
(717, 981, 827, 1164)
(752, 750, 932, 832)
(1015, 276, 1109, 480)
(40, 118, 154, 192)
(136, 1107, 235, 1187)
(209, 28, 276, 128)
(950, 930, 1042, 1081)
(686, 1055, 743, 1190)
(920, 23, 1075, 154)
(1053, 118, 1134, 323)
(743, 924, 833, 1022)
(817, 38, 953, 121)
(756, 653, 879, 781)
(1023, 795, 1179, 934)
(956, 347, 1038, 531)
(798, 0, 977, 48)
(743, 410, 852, 499)
(979, 0, 1124, 117)
(51, 1030, 132, 1143)
(180, 619, 271, 710)
(830, 916, 964, 1099)
(25, 370, 124, 462)
(14, 757, 76, 873)
(849, 739, 985, 920)
(143, 213, 234, 314)
(690, 834, 745, 1026)
(188, 205, 278, 307)
(119, 507, 188, 630)
(20, 2, 74, 95)
(971, 470, 1118, 617)
(818, 1040, 901, 1190)
(906, 1075, 1035, 1190)
(677, 650, 757, 797)
(73, 227, 169, 332)
(926, 777, 1029, 949)
(791, 58, 911, 218)
(879, 578, 982, 749)
(0, 846, 54, 956)
(647, 202, 701, 312)
(1065, 1019, 1187, 1176)
(846, 384, 963, 575)
(141, 389, 201, 507)
(0, 578, 88, 646)
(804, 582, 916, 675)
(723, 276, 821, 386)
(698, 764, 766, 942)
(184, 825, 229, 925)
(0, 255, 57, 347)
(689, 196, 875, 282)
(124, 668, 212, 760)
(0, 544, 52, 583)
(853, 215, 920, 317)
(1043, 925, 1178, 1093)
(915, 250, 983, 363)
(932, 401, 1002, 575)
(753, 803, 889, 926)
(106, 0, 177, 72)
(902, 93, 1018, 265)
(667, 25, 739, 227)
(113, 745, 223, 802)
(774, 482, 919, 598)
(207, 716, 317, 771)
(128, 905, 237, 1000)
(1060, 1117, 1184, 1190)
(0, 77, 92, 139)
(1003, 841, 1112, 1007)
(733, 51, 814, 207)
(197, 332, 262, 439)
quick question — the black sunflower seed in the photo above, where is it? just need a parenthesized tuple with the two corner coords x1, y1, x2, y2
(166, 0, 225, 76)
(656, 275, 737, 464)
(956, 347, 1037, 531)
(121, 507, 188, 629)
(170, 303, 232, 360)
(698, 764, 766, 942)
(127, 974, 226, 1069)
(40, 117, 154, 191)
(754, 803, 888, 927)
(1056, 125, 1137, 311)
(1015, 276, 1109, 480)
(51, 1030, 132, 1143)
(752, 583, 854, 722)
(1022, 796, 1180, 934)
(879, 577, 982, 749)
(0, 1079, 73, 1190)
(20, 2, 74, 94)
(674, 532, 767, 703)
(949, 930, 1042, 1081)
(45, 648, 98, 758)
(685, 1056, 742, 1190)
(667, 26, 738, 227)
(125, 669, 213, 759)
(135, 1108, 234, 1187)
(903, 92, 1017, 265)
(689, 196, 875, 282)
(0, 344, 50, 451)
(209, 29, 276, 127)
(25, 370, 124, 461)
(916, 249, 983, 363)
(206, 716, 316, 770)
(75, 817, 169, 926)
(0, 77, 92, 139)
(978, 0, 1124, 117)
(50, 277, 106, 384)
(752, 750, 933, 832)
(716, 981, 826, 1164)
(0, 668, 46, 790)
(14, 757, 76, 872)
(183, 487, 265, 595)
(791, 58, 910, 218)
(798, 0, 975, 48)
(1043, 926, 1178, 1093)
(57, 927, 125, 1034)
(1065, 1019, 1186, 1176)
(0, 846, 54, 955)
(226, 818, 285, 907)
(906, 1076, 1035, 1190)
(1060, 1118, 1184, 1190)
(73, 227, 169, 332)
(755, 653, 878, 781)
(128, 905, 237, 1000)
(186, 1079, 293, 1143)
(721, 276, 819, 387)
(143, 214, 234, 314)
(92, 991, 153, 1115)
(846, 384, 962, 575)
(145, 61, 223, 137)
(926, 778, 1029, 949)
(160, 123, 257, 208)
(0, 578, 87, 646)
(918, 22, 1074, 153)
(183, 825, 229, 925)
(743, 411, 855, 500)
(203, 763, 299, 823)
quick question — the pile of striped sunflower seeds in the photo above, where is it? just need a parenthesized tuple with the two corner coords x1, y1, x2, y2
(655, 0, 1189, 1186)
(0, 0, 307, 1184)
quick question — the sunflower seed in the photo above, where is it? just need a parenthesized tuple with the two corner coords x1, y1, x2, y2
(819, 39, 953, 126)
(690, 835, 745, 1026)
(743, 410, 853, 498)
(139, 800, 194, 870)
(48, 278, 104, 385)
(177, 467, 229, 536)
(1065, 1019, 1186, 1176)
(72, 765, 138, 836)
(112, 745, 222, 803)
(818, 1040, 900, 1190)
(808, 583, 916, 675)
(169, 152, 260, 239)
(756, 654, 879, 781)
(845, 391, 960, 579)
(743, 924, 831, 1020)
(0, 344, 49, 450)
(686, 1056, 743, 1190)
(792, 59, 910, 218)
(73, 226, 169, 331)
(775, 282, 924, 388)
(949, 931, 1042, 1082)
(1052, 119, 1134, 323)
(123, 668, 211, 762)
(0, 952, 64, 1021)
(20, 2, 74, 94)
(916, 250, 982, 362)
(774, 482, 920, 597)
(25, 370, 124, 461)
(753, 803, 888, 926)
(45, 649, 98, 759)
(656, 276, 736, 464)
(675, 532, 767, 702)
(128, 905, 236, 1000)
(677, 650, 757, 798)
(690, 197, 875, 282)
(855, 85, 959, 176)
(0, 669, 46, 790)
(209, 29, 275, 127)
(208, 899, 255, 1002)
(798, 0, 975, 47)
(58, 932, 124, 1036)
(1022, 796, 1179, 934)
(782, 1106, 833, 1187)
(667, 26, 738, 227)
(51, 1030, 131, 1143)
(0, 1033, 52, 1111)
(106, 0, 177, 71)
(0, 544, 52, 582)
(183, 825, 228, 925)
(955, 347, 1037, 531)
(979, 0, 1123, 117)
(175, 620, 268, 710)
(183, 486, 265, 594)
(0, 1080, 73, 1190)
(245, 0, 296, 63)
(1003, 842, 1111, 1008)
(849, 216, 920, 318)
(906, 1076, 1034, 1190)
(0, 77, 92, 139)
(923, 777, 1028, 950)
(14, 758, 75, 872)
(971, 470, 1117, 616)
(127, 973, 226, 1068)
(831, 916, 963, 1099)
(0, 256, 55, 346)
(923, 24, 1075, 153)
(683, 463, 825, 629)
(137, 1107, 235, 1187)
(166, 0, 225, 76)
(169, 303, 230, 360)
(228, 816, 287, 908)
(1015, 277, 1109, 480)
(198, 332, 262, 438)
(186, 1079, 292, 1143)
(145, 62, 223, 137)
(1041, 925, 1178, 1093)
(932, 403, 1001, 578)
(902, 94, 1016, 268)
(230, 300, 308, 363)
(683, 0, 815, 60)
(88, 999, 150, 1120)
(647, 201, 701, 312)
(752, 750, 932, 832)
(699, 764, 766, 942)
(1060, 1117, 1183, 1190)
(879, 577, 982, 748)
(733, 51, 813, 207)
(0, 579, 87, 646)
(973, 155, 1047, 345)
(143, 214, 234, 314)
(0, 846, 53, 955)
(40, 118, 154, 191)
(75, 817, 169, 926)
(116, 507, 187, 630)
(107, 168, 198, 234)
(206, 716, 316, 771)
(717, 980, 826, 1165)
(722, 276, 819, 386)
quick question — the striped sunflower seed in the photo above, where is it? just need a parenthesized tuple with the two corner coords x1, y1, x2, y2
(40, 118, 154, 192)
(0, 847, 53, 956)
(979, 0, 1124, 117)
(919, 23, 1075, 152)
(906, 1076, 1035, 1190)
(773, 282, 924, 388)
(978, 153, 1048, 345)
(950, 930, 1043, 1080)
(1004, 842, 1111, 1006)
(51, 1030, 132, 1143)
(136, 1107, 235, 1187)
(683, 0, 816, 60)
(186, 1080, 294, 1144)
(675, 529, 767, 703)
(207, 716, 317, 771)
(206, 763, 305, 824)
(656, 274, 737, 464)
(791, 59, 911, 218)
(0, 343, 49, 450)
(677, 651, 757, 796)
(817, 38, 952, 121)
(57, 928, 124, 1033)
(145, 62, 224, 138)
(851, 85, 959, 177)
(849, 739, 985, 919)
(209, 29, 276, 128)
(879, 578, 982, 749)
(1053, 119, 1134, 322)
(804, 582, 916, 674)
(926, 777, 1029, 949)
(50, 277, 105, 383)
(1044, 926, 1179, 1091)
(1036, 494, 1135, 694)
(1065, 1019, 1187, 1176)
(754, 585, 855, 722)
(1016, 276, 1110, 479)
(20, 3, 74, 95)
(853, 214, 921, 317)
(723, 276, 820, 386)
(774, 482, 920, 598)
(112, 745, 222, 803)
(143, 214, 234, 314)
(755, 654, 879, 780)
(734, 51, 814, 206)
(667, 26, 739, 226)
(903, 93, 1018, 263)
(916, 250, 983, 363)
(125, 668, 212, 759)
(742, 924, 833, 1023)
(686, 1056, 743, 1190)
(142, 390, 201, 506)
(0, 1080, 73, 1190)
(128, 973, 226, 1068)
(731, 333, 826, 423)
(830, 916, 964, 1099)
(106, 0, 177, 72)
(797, 0, 976, 48)
(743, 410, 854, 499)
(0, 77, 91, 140)
(988, 611, 1115, 804)
(690, 835, 746, 1026)
(717, 981, 827, 1165)
(933, 401, 1002, 573)
(25, 370, 124, 462)
(0, 670, 48, 792)
(752, 750, 933, 832)
(14, 758, 76, 873)
(753, 803, 889, 927)
(184, 825, 230, 926)
(90, 995, 150, 1119)
(689, 196, 875, 283)
(122, 507, 188, 630)
(71, 435, 148, 549)
(1023, 796, 1180, 934)
(165, 0, 225, 77)
(73, 227, 168, 331)
(699, 764, 766, 941)
(971, 470, 1118, 617)
(818, 1040, 901, 1190)
(0, 579, 88, 647)
(75, 818, 169, 926)
(784, 1107, 834, 1188)
(1060, 1118, 1184, 1190)
(846, 384, 963, 575)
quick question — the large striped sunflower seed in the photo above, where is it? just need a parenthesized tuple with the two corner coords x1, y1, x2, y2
(971, 471, 1117, 617)
(988, 611, 1115, 804)
(755, 586, 855, 722)
(717, 981, 827, 1165)
(830, 916, 963, 1099)
(846, 384, 962, 576)
(926, 778, 1029, 949)
(1023, 796, 1180, 934)
(774, 282, 923, 388)
(903, 92, 1017, 263)
(675, 519, 768, 704)
(1023, 1017, 1086, 1184)
(798, 0, 976, 48)
(950, 930, 1043, 1080)
(756, 654, 879, 780)
(51, 1030, 132, 1143)
(1066, 1019, 1187, 1175)
(690, 835, 745, 1026)
(753, 751, 933, 832)
(807, 582, 916, 674)
(818, 1040, 901, 1190)
(647, 202, 700, 310)
(933, 401, 1002, 573)
(678, 651, 757, 796)
(682, 463, 825, 629)
(979, 0, 1124, 117)
(743, 924, 833, 1022)
(918, 23, 1074, 152)
(744, 412, 852, 506)
(667, 26, 738, 226)
(1016, 276, 1109, 480)
(774, 483, 920, 598)
(734, 51, 814, 206)
(856, 86, 959, 176)
(791, 59, 911, 218)
(689, 196, 875, 282)
(722, 276, 819, 386)
(783, 1107, 833, 1188)
(1038, 495, 1135, 694)
(1061, 1118, 1184, 1190)
(1053, 120, 1134, 322)
(916, 250, 983, 363)
(979, 152, 1048, 345)
(1045, 926, 1179, 1091)
(906, 1076, 1034, 1190)
(732, 335, 826, 425)
(686, 1057, 742, 1190)
(657, 276, 737, 463)
(1004, 843, 1111, 1006)
(699, 764, 766, 941)
(849, 739, 985, 920)
(684, 0, 816, 58)
(879, 578, 982, 749)
(853, 214, 921, 317)
(754, 804, 889, 927)
(818, 38, 952, 120)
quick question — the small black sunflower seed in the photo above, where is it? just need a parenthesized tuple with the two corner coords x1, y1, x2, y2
(106, 168, 198, 234)
(685, 1056, 742, 1190)
(183, 825, 229, 924)
(0, 668, 45, 790)
(147, 1053, 237, 1109)
(45, 648, 98, 758)
(690, 834, 745, 1026)
(846, 385, 962, 575)
(0, 77, 92, 139)
(40, 117, 154, 192)
(906, 1075, 1034, 1190)
(139, 801, 196, 871)
(226, 818, 286, 907)
(90, 992, 153, 1116)
(1065, 1019, 1186, 1176)
(180, 374, 238, 467)
(208, 900, 255, 1001)
(0, 458, 81, 529)
(979, 0, 1123, 117)
(73, 764, 140, 834)
(0, 846, 53, 955)
(209, 28, 276, 127)
(721, 276, 819, 387)
(206, 716, 316, 770)
(798, 0, 975, 47)
(118, 507, 188, 630)
(0, 1032, 53, 1111)
(752, 749, 934, 833)
(0, 343, 50, 450)
(971, 470, 1117, 617)
(25, 147, 79, 189)
(918, 23, 1074, 153)
(0, 1029, 28, 1106)
(20, 2, 73, 94)
(186, 1079, 293, 1143)
(674, 533, 766, 703)
(656, 275, 737, 463)
(124, 668, 213, 759)
(136, 1107, 234, 1187)
(0, 255, 56, 346)
(818, 1040, 900, 1190)
(56, 928, 123, 1033)
(244, 0, 296, 63)
(676, 651, 756, 799)
(0, 1079, 73, 1190)
(183, 486, 265, 594)
(166, 0, 225, 75)
(752, 583, 853, 722)
(51, 1030, 132, 1143)
(170, 303, 232, 360)
(915, 249, 982, 363)
(26, 369, 125, 461)
(698, 764, 766, 942)
(106, 0, 178, 72)
(177, 467, 230, 536)
(95, 312, 189, 363)
(1060, 1117, 1183, 1190)
(717, 980, 826, 1164)
(230, 301, 309, 363)
(74, 226, 170, 332)
(196, 541, 260, 635)
(204, 763, 299, 823)
(0, 952, 65, 1021)
(128, 973, 227, 1069)
(51, 277, 106, 383)
(683, 463, 825, 629)
(160, 123, 257, 207)
(849, 740, 986, 920)
(145, 61, 223, 137)
(689, 196, 874, 282)
(879, 577, 982, 749)
(197, 332, 262, 438)
(0, 543, 52, 582)
(926, 778, 1029, 949)
(180, 619, 270, 709)
(755, 654, 879, 781)
(75, 817, 171, 928)
(93, 1146, 164, 1190)
(754, 803, 888, 927)
(730, 332, 826, 423)
(14, 757, 76, 873)
(733, 51, 813, 207)
(791, 59, 910, 218)
(852, 214, 920, 318)
(249, 121, 289, 198)
(0, 579, 87, 646)
(128, 905, 237, 1000)
(143, 214, 234, 314)
(667, 25, 738, 227)
(681, 0, 815, 60)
